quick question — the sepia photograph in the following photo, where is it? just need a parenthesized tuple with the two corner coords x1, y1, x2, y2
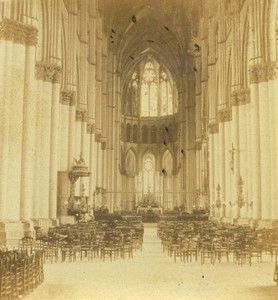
(0, 0, 278, 299)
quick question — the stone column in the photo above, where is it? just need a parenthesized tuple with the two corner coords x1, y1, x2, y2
(224, 121, 232, 219)
(68, 93, 76, 170)
(20, 40, 37, 221)
(7, 42, 26, 222)
(249, 65, 261, 221)
(232, 89, 251, 220)
(49, 68, 62, 220)
(0, 38, 12, 220)
(259, 78, 271, 220)
(246, 100, 253, 219)
(213, 130, 220, 218)
(96, 139, 102, 189)
(208, 123, 218, 217)
(268, 65, 278, 220)
(218, 109, 231, 218)
(87, 123, 95, 210)
(238, 105, 248, 219)
(39, 68, 54, 219)
(231, 104, 240, 219)
(33, 69, 43, 220)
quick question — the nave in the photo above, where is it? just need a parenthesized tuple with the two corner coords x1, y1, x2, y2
(25, 225, 278, 300)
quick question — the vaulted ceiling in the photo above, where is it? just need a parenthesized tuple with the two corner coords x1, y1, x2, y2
(100, 0, 202, 84)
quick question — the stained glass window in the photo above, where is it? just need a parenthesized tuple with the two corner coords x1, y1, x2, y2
(127, 59, 176, 117)
(143, 154, 155, 193)
(141, 62, 157, 116)
(127, 71, 138, 116)
(160, 70, 173, 116)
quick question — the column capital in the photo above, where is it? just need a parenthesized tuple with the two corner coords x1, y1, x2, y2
(249, 61, 278, 84)
(0, 18, 38, 46)
(35, 62, 62, 83)
(44, 64, 58, 82)
(60, 90, 76, 105)
(218, 108, 232, 122)
(267, 61, 278, 81)
(76, 107, 88, 122)
(231, 88, 250, 106)
(53, 66, 62, 84)
(208, 122, 219, 134)
(87, 122, 95, 134)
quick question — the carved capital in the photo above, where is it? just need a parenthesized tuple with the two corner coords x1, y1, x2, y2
(53, 66, 62, 84)
(87, 122, 95, 134)
(60, 90, 76, 105)
(267, 61, 278, 81)
(231, 88, 250, 106)
(76, 109, 83, 121)
(0, 19, 14, 40)
(0, 19, 38, 45)
(208, 122, 219, 134)
(76, 108, 88, 122)
(82, 110, 88, 122)
(26, 26, 38, 46)
(36, 62, 62, 83)
(44, 64, 57, 82)
(95, 133, 102, 143)
(218, 108, 232, 122)
(249, 63, 268, 84)
(249, 61, 278, 83)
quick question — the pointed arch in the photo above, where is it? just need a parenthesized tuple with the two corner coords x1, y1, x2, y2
(133, 124, 138, 142)
(141, 125, 149, 143)
(142, 151, 156, 193)
(126, 123, 132, 142)
(162, 149, 173, 175)
(125, 148, 137, 174)
(150, 125, 157, 143)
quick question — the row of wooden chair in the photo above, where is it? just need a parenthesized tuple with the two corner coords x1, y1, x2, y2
(0, 249, 44, 300)
(20, 220, 144, 264)
(158, 221, 278, 266)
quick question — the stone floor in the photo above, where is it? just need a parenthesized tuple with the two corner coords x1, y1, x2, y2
(25, 224, 278, 300)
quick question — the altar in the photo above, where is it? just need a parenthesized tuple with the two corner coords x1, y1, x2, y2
(136, 192, 163, 215)
(136, 206, 163, 215)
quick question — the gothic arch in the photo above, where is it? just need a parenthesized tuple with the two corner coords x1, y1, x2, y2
(150, 125, 157, 143)
(125, 148, 137, 174)
(141, 125, 148, 143)
(162, 149, 173, 175)
(133, 124, 138, 142)
(121, 122, 125, 141)
(126, 123, 132, 142)
(141, 147, 156, 169)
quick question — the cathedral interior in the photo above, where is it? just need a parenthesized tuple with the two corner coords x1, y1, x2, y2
(1, 0, 278, 299)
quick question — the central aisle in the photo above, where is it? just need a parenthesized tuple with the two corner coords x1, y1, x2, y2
(26, 225, 277, 300)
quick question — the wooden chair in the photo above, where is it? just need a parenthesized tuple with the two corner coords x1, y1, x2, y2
(213, 238, 229, 263)
(200, 242, 215, 265)
(61, 245, 76, 263)
(14, 261, 24, 298)
(186, 238, 199, 263)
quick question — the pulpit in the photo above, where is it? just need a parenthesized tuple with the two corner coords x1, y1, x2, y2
(61, 154, 91, 224)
